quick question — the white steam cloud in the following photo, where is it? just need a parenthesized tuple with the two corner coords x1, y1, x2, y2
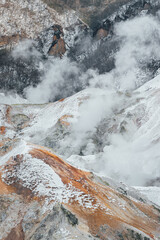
(89, 13, 160, 91)
(12, 39, 41, 59)
(65, 13, 160, 186)
(20, 12, 160, 104)
(113, 13, 160, 89)
(25, 57, 81, 103)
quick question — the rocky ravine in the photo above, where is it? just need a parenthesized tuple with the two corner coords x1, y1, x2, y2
(1, 0, 160, 95)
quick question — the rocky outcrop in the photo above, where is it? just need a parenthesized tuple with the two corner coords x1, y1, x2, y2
(1, 0, 159, 52)
(0, 34, 26, 51)
(0, 0, 72, 57)
(67, 0, 160, 74)
(43, 0, 159, 33)
(47, 25, 66, 56)
(0, 136, 160, 239)
(0, 0, 61, 40)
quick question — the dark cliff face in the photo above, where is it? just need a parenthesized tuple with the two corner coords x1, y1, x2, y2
(67, 0, 160, 74)
(0, 25, 66, 96)
(43, 0, 130, 25)
(43, 0, 157, 30)
(0, 49, 41, 94)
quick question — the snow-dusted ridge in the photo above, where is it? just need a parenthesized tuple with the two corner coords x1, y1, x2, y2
(0, 0, 78, 39)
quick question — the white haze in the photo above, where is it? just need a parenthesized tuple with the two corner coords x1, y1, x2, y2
(0, 92, 28, 104)
(61, 88, 122, 156)
(64, 13, 160, 186)
(26, 57, 80, 103)
(2, 12, 160, 186)
(24, 13, 160, 104)
(12, 39, 41, 60)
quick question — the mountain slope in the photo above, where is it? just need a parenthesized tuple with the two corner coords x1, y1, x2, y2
(1, 75, 160, 238)
(1, 139, 160, 239)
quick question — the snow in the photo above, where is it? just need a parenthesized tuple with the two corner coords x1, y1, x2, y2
(2, 153, 65, 199)
(0, 0, 60, 38)
(0, 92, 28, 105)
(0, 0, 79, 41)
(1, 148, 100, 210)
(0, 140, 30, 166)
(65, 74, 160, 186)
(22, 89, 92, 142)
(134, 186, 160, 206)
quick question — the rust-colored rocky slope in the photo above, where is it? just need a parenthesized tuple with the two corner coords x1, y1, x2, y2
(0, 98, 160, 240)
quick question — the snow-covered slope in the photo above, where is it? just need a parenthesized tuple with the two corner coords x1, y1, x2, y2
(3, 73, 160, 187)
(1, 74, 160, 238)
(135, 187, 160, 206)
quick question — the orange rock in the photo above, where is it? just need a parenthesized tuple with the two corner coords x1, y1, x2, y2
(58, 98, 65, 102)
(96, 28, 108, 40)
(29, 147, 160, 239)
(5, 105, 12, 124)
(4, 222, 25, 240)
(59, 114, 73, 126)
(48, 38, 66, 57)
(0, 34, 26, 49)
(0, 126, 6, 135)
(0, 175, 15, 195)
(0, 143, 160, 239)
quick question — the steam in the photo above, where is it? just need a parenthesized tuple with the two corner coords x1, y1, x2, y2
(24, 12, 160, 104)
(7, 12, 159, 105)
(2, 12, 160, 187)
(63, 13, 160, 186)
(12, 39, 41, 60)
(89, 13, 160, 91)
(25, 57, 82, 103)
(113, 13, 160, 89)
(102, 132, 160, 186)
(63, 88, 119, 156)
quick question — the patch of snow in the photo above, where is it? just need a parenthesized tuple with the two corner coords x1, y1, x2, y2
(0, 140, 30, 166)
(2, 153, 65, 199)
(22, 89, 92, 142)
(66, 154, 96, 172)
(134, 186, 160, 206)
(0, 199, 27, 240)
(0, 92, 28, 105)
(1, 151, 103, 210)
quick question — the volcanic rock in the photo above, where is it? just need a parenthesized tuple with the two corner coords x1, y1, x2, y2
(1, 84, 160, 239)
(0, 138, 160, 239)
